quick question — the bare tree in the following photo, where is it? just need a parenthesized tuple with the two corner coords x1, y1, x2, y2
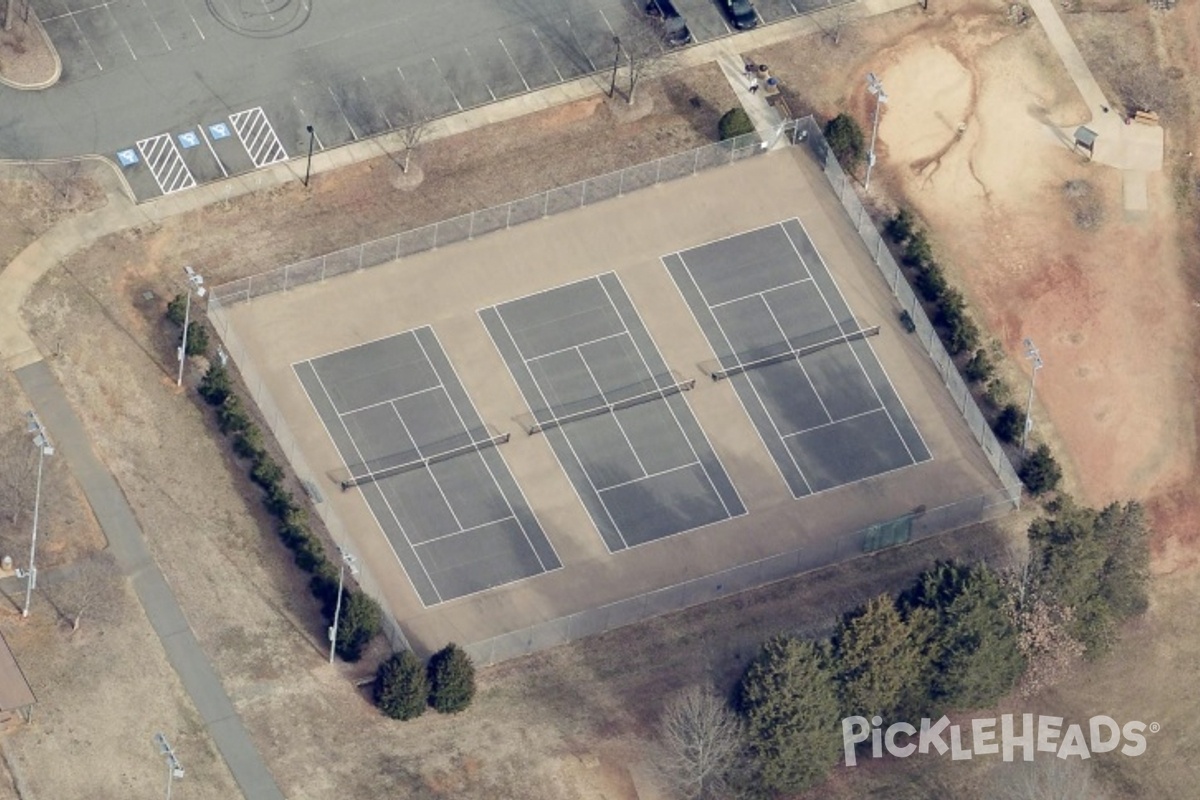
(987, 756, 1106, 800)
(658, 684, 744, 800)
(394, 86, 431, 175)
(44, 552, 124, 633)
(619, 20, 675, 105)
(1001, 552, 1085, 697)
(817, 6, 849, 45)
(0, 431, 38, 527)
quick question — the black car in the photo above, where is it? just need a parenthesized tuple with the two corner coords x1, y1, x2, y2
(723, 0, 758, 29)
(645, 0, 693, 46)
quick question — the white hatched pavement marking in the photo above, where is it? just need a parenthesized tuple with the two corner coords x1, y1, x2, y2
(135, 134, 196, 194)
(229, 107, 289, 168)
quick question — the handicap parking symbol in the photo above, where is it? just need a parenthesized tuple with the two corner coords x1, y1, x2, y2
(116, 149, 139, 167)
(208, 122, 231, 140)
(178, 131, 201, 149)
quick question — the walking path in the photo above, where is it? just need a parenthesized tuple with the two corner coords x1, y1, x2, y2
(1024, 0, 1162, 211)
(0, 2, 916, 796)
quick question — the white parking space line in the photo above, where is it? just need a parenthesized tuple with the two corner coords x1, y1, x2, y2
(564, 18, 596, 70)
(105, 4, 137, 60)
(136, 134, 196, 194)
(139, 0, 171, 50)
(430, 56, 463, 110)
(597, 7, 616, 34)
(197, 124, 227, 177)
(462, 47, 496, 101)
(173, 0, 205, 39)
(326, 85, 358, 140)
(292, 97, 326, 150)
(530, 27, 564, 82)
(229, 107, 289, 168)
(50, 8, 104, 71)
(497, 38, 530, 92)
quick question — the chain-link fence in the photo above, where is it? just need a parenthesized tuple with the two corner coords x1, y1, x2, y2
(206, 298, 412, 656)
(206, 115, 1022, 665)
(208, 123, 795, 306)
(790, 116, 1023, 498)
(464, 487, 1016, 666)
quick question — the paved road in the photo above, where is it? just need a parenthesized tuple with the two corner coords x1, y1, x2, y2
(15, 359, 284, 800)
(1, 0, 840, 200)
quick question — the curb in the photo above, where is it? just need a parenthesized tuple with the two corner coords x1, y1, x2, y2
(0, 8, 62, 91)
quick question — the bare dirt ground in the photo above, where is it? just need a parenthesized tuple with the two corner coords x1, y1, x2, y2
(5, 4, 1200, 798)
(758, 0, 1200, 795)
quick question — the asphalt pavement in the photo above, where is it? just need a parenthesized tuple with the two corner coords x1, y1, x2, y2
(2, 0, 842, 200)
(15, 359, 286, 800)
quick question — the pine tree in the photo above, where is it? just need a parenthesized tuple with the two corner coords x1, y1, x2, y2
(737, 636, 841, 794)
(335, 591, 381, 662)
(833, 595, 930, 719)
(428, 643, 476, 714)
(374, 651, 429, 720)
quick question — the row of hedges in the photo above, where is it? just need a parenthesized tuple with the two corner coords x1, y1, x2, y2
(167, 298, 382, 662)
(736, 499, 1151, 795)
(879, 215, 1063, 496)
(374, 643, 477, 720)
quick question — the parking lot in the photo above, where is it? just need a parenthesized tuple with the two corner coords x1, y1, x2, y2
(21, 0, 849, 199)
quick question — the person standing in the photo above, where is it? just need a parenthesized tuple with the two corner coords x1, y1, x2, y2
(748, 77, 759, 94)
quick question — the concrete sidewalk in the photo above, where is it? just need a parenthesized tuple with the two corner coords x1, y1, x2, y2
(0, 3, 919, 797)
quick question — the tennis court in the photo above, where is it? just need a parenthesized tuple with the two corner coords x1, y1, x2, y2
(293, 326, 560, 606)
(665, 219, 932, 498)
(480, 273, 746, 552)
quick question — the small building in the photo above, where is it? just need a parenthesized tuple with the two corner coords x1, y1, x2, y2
(0, 633, 35, 729)
(1073, 126, 1098, 158)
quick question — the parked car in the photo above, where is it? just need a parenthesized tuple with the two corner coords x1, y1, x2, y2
(645, 0, 693, 46)
(722, 0, 758, 29)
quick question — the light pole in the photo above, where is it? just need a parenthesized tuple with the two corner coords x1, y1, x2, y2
(1021, 338, 1043, 456)
(608, 36, 621, 98)
(865, 72, 888, 192)
(16, 412, 52, 619)
(176, 266, 206, 387)
(303, 125, 316, 187)
(328, 546, 359, 664)
(155, 733, 184, 800)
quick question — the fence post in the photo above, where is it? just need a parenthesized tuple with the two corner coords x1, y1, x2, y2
(655, 158, 662, 184)
(506, 202, 513, 228)
(543, 189, 550, 216)
(618, 169, 625, 197)
(693, 147, 700, 175)
(468, 212, 476, 240)
(357, 245, 364, 270)
(433, 220, 440, 249)
(283, 264, 290, 291)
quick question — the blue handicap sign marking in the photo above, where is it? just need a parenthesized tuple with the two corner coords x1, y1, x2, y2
(178, 131, 201, 149)
(117, 149, 139, 167)
(208, 122, 231, 140)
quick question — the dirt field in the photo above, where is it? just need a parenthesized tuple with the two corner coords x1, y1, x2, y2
(3, 3, 1200, 798)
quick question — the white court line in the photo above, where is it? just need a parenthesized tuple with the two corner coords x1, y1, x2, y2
(781, 221, 918, 464)
(498, 38, 530, 92)
(530, 27, 564, 81)
(337, 383, 441, 418)
(759, 296, 834, 425)
(485, 304, 628, 552)
(426, 327, 563, 572)
(601, 273, 743, 519)
(413, 515, 518, 547)
(576, 343, 649, 479)
(526, 330, 626, 362)
(304, 362, 443, 605)
(781, 406, 885, 439)
(708, 278, 811, 310)
(392, 405, 467, 532)
(674, 252, 815, 497)
(598, 461, 699, 494)
(788, 217, 934, 462)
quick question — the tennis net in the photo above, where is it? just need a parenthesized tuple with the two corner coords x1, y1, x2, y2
(336, 431, 510, 490)
(701, 325, 880, 381)
(518, 377, 696, 436)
